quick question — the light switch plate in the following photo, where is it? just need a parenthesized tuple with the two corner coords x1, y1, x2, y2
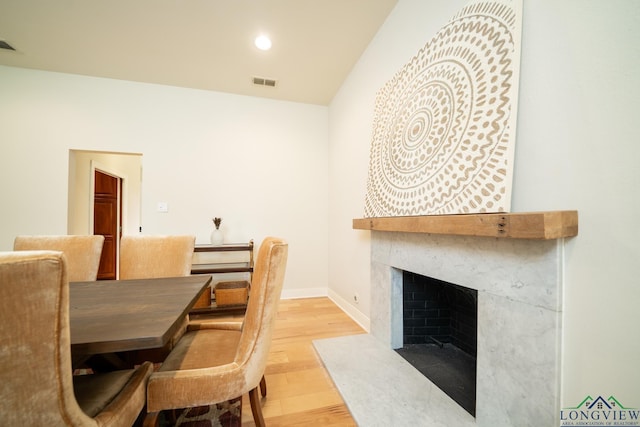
(157, 202, 169, 213)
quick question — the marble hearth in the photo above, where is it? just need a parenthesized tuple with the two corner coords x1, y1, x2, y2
(315, 226, 570, 426)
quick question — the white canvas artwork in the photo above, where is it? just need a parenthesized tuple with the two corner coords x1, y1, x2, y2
(364, 0, 523, 217)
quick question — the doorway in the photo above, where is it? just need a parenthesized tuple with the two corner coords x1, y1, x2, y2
(67, 150, 143, 279)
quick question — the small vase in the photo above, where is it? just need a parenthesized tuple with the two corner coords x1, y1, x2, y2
(210, 228, 224, 245)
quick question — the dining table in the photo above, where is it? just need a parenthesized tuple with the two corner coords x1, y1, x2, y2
(69, 274, 211, 367)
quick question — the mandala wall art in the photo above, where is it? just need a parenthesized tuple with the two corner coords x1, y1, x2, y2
(364, 0, 523, 217)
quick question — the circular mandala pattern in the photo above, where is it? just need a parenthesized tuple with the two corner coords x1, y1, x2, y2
(364, 1, 518, 217)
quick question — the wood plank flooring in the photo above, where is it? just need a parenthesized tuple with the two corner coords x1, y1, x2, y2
(200, 297, 365, 426)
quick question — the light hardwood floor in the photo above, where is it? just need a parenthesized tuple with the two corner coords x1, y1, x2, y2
(210, 297, 366, 426)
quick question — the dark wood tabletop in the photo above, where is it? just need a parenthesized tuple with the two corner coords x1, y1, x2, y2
(69, 275, 211, 355)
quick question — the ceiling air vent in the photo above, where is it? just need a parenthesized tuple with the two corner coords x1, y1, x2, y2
(0, 40, 16, 51)
(252, 76, 277, 88)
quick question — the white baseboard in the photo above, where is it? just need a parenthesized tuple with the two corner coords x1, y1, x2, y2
(327, 288, 370, 332)
(280, 287, 327, 300)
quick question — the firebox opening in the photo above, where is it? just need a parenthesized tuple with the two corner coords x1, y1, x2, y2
(396, 271, 478, 416)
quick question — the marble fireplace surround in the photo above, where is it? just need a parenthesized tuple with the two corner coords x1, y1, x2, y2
(314, 211, 577, 426)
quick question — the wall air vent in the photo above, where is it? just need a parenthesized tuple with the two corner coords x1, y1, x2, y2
(252, 76, 277, 88)
(0, 40, 16, 51)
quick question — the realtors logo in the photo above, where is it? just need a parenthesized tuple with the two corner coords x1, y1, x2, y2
(560, 395, 640, 426)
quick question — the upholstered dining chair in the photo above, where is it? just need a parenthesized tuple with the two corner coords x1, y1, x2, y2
(13, 234, 105, 282)
(0, 250, 153, 426)
(143, 237, 288, 427)
(119, 234, 196, 365)
(119, 235, 195, 280)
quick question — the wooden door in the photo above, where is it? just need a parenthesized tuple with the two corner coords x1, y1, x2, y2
(94, 170, 120, 280)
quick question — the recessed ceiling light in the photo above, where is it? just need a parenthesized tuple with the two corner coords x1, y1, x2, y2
(254, 35, 272, 51)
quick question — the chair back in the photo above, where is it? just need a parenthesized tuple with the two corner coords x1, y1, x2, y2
(13, 235, 105, 282)
(119, 235, 195, 280)
(234, 237, 288, 389)
(0, 251, 94, 425)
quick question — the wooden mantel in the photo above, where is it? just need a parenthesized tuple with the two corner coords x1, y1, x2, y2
(353, 210, 578, 240)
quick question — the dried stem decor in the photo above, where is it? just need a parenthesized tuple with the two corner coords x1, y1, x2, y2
(212, 217, 222, 230)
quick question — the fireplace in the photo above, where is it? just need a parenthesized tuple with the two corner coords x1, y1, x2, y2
(315, 218, 572, 426)
(371, 231, 564, 426)
(397, 271, 477, 416)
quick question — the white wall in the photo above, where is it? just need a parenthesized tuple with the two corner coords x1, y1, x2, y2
(329, 0, 640, 410)
(0, 65, 329, 297)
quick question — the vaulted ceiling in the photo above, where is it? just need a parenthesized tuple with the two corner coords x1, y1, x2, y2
(0, 0, 398, 105)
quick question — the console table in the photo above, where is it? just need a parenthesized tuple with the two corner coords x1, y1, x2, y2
(190, 240, 253, 315)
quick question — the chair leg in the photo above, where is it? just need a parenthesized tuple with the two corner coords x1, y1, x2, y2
(142, 411, 160, 427)
(249, 387, 266, 427)
(260, 375, 267, 397)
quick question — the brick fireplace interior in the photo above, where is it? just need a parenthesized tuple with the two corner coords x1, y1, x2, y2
(397, 270, 477, 416)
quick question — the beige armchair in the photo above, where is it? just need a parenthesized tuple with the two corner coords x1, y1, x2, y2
(13, 234, 105, 282)
(144, 237, 288, 427)
(119, 235, 195, 280)
(0, 250, 153, 426)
